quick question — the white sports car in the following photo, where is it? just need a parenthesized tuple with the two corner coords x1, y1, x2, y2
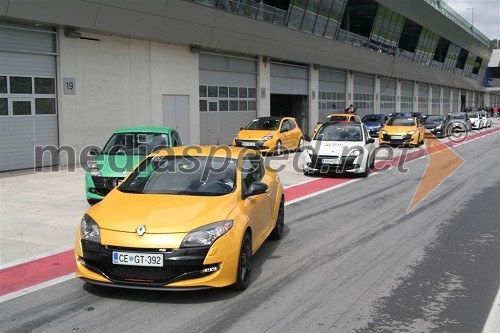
(303, 122, 376, 177)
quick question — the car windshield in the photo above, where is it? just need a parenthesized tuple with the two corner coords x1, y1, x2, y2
(362, 115, 383, 122)
(119, 156, 237, 196)
(422, 116, 443, 123)
(468, 113, 479, 118)
(315, 124, 363, 141)
(102, 133, 170, 156)
(449, 114, 465, 120)
(386, 118, 415, 126)
(324, 115, 349, 123)
(245, 118, 280, 130)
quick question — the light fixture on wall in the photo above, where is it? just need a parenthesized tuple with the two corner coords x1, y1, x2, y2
(189, 45, 201, 53)
(262, 56, 270, 64)
(64, 29, 81, 39)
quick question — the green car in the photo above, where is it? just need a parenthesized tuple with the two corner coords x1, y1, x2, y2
(85, 127, 183, 204)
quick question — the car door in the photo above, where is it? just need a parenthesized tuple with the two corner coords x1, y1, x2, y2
(279, 120, 292, 150)
(362, 125, 375, 163)
(241, 155, 273, 248)
(288, 119, 301, 149)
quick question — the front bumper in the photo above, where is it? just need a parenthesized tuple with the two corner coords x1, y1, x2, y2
(85, 173, 124, 200)
(304, 155, 361, 173)
(379, 133, 418, 145)
(233, 139, 272, 152)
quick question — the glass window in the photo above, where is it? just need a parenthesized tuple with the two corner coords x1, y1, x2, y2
(219, 100, 228, 111)
(239, 100, 247, 111)
(34, 78, 55, 94)
(10, 77, 32, 94)
(199, 85, 207, 98)
(219, 86, 228, 98)
(208, 86, 218, 97)
(248, 100, 256, 111)
(229, 87, 238, 98)
(12, 100, 31, 115)
(0, 98, 7, 116)
(0, 76, 6, 94)
(199, 100, 207, 112)
(238, 87, 247, 98)
(209, 101, 218, 111)
(229, 100, 239, 111)
(248, 88, 256, 98)
(35, 98, 56, 114)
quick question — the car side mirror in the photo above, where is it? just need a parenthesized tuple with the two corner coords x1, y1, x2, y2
(317, 122, 321, 125)
(366, 138, 375, 144)
(244, 182, 268, 198)
(240, 127, 244, 130)
(104, 178, 121, 190)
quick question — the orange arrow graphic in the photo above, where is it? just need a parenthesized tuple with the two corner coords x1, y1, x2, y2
(409, 133, 464, 211)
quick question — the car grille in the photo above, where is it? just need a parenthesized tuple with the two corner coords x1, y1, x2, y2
(81, 241, 212, 285)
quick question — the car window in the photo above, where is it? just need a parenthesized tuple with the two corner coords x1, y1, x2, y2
(316, 124, 363, 141)
(353, 116, 361, 123)
(362, 125, 369, 140)
(387, 118, 416, 126)
(289, 119, 297, 129)
(172, 131, 182, 147)
(241, 155, 264, 190)
(245, 118, 280, 130)
(281, 120, 291, 132)
(103, 132, 171, 155)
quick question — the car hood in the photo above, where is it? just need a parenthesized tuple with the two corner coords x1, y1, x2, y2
(382, 125, 417, 134)
(87, 190, 237, 233)
(238, 129, 276, 140)
(311, 140, 366, 156)
(364, 121, 383, 127)
(93, 154, 146, 177)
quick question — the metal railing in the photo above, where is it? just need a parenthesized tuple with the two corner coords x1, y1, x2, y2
(192, 0, 287, 25)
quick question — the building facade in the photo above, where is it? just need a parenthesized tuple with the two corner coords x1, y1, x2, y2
(0, 0, 499, 171)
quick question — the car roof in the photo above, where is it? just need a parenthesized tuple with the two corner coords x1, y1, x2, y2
(150, 145, 260, 159)
(323, 121, 361, 126)
(114, 126, 174, 134)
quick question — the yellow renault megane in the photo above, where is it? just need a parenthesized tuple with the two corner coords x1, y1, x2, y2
(75, 146, 284, 291)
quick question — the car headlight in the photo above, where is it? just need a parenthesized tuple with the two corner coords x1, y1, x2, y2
(381, 130, 387, 135)
(81, 214, 101, 243)
(181, 220, 234, 247)
(407, 130, 416, 136)
(436, 125, 442, 130)
(261, 134, 273, 141)
(348, 149, 362, 156)
(306, 147, 316, 156)
(87, 161, 101, 176)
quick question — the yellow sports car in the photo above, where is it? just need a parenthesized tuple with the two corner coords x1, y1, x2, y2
(75, 146, 284, 291)
(311, 114, 361, 137)
(379, 117, 425, 146)
(233, 116, 304, 154)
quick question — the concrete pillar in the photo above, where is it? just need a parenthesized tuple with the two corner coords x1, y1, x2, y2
(428, 85, 433, 114)
(374, 75, 381, 114)
(257, 56, 271, 117)
(439, 86, 444, 115)
(308, 64, 319, 139)
(346, 70, 354, 108)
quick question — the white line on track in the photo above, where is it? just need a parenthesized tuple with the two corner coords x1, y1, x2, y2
(482, 287, 500, 333)
(0, 246, 74, 270)
(0, 273, 75, 303)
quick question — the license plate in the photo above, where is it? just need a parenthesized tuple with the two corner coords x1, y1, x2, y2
(241, 141, 256, 147)
(112, 251, 163, 267)
(322, 158, 340, 164)
(391, 135, 404, 139)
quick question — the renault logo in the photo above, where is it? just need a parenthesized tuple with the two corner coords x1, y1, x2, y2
(136, 225, 147, 236)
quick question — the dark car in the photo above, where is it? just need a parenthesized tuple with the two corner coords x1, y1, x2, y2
(361, 114, 389, 137)
(421, 115, 447, 138)
(446, 113, 472, 132)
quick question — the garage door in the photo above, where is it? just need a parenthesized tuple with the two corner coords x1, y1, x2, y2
(318, 69, 346, 120)
(401, 80, 414, 113)
(442, 87, 450, 114)
(0, 25, 58, 172)
(431, 86, 440, 114)
(380, 77, 396, 114)
(353, 73, 374, 116)
(199, 53, 257, 145)
(270, 62, 309, 95)
(418, 83, 429, 113)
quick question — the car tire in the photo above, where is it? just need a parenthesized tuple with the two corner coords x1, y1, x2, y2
(231, 232, 252, 291)
(359, 155, 369, 178)
(87, 198, 100, 205)
(269, 199, 284, 240)
(274, 140, 283, 156)
(296, 138, 304, 152)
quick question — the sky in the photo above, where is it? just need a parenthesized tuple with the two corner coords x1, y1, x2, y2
(443, 0, 500, 40)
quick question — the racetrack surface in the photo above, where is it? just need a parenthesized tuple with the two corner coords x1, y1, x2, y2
(0, 131, 498, 333)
